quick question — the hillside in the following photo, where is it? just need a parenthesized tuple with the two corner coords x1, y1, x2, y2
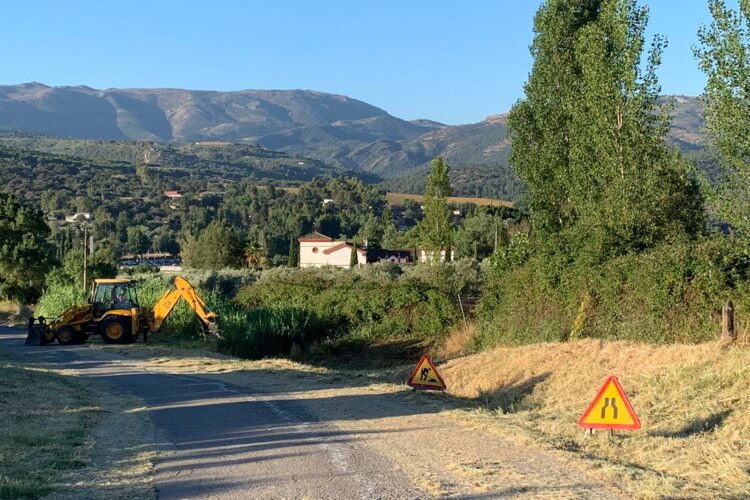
(0, 134, 366, 184)
(0, 84, 708, 200)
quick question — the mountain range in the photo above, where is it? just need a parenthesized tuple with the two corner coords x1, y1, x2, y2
(0, 83, 707, 199)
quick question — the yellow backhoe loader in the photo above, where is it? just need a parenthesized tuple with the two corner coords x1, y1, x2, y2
(26, 276, 217, 346)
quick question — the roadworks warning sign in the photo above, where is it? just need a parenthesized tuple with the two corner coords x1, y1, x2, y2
(407, 355, 446, 391)
(579, 376, 641, 430)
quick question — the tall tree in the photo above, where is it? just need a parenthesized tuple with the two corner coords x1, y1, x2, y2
(0, 193, 56, 302)
(418, 157, 453, 260)
(287, 236, 299, 268)
(126, 225, 150, 255)
(510, 0, 703, 256)
(508, 0, 602, 233)
(188, 221, 243, 269)
(350, 239, 359, 268)
(696, 0, 750, 238)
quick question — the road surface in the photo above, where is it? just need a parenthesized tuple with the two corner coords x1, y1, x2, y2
(0, 326, 622, 499)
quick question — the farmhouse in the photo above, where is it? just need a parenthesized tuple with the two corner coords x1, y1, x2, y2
(298, 232, 414, 268)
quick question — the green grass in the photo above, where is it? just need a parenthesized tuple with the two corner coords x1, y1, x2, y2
(0, 362, 97, 499)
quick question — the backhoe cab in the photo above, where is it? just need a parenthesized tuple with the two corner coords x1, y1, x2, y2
(26, 276, 217, 346)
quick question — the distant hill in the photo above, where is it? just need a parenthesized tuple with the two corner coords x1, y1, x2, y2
(0, 83, 708, 200)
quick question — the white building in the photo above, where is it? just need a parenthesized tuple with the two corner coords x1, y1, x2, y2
(298, 232, 366, 268)
(418, 248, 455, 263)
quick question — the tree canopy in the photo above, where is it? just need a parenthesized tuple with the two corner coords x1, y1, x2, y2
(418, 157, 454, 258)
(696, 0, 750, 238)
(0, 193, 56, 302)
(509, 0, 703, 258)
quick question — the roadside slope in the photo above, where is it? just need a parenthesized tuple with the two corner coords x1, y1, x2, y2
(440, 339, 750, 499)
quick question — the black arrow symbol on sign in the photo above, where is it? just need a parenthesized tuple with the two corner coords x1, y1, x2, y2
(601, 397, 619, 419)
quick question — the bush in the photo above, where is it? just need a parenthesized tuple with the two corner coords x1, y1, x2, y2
(475, 234, 750, 348)
(230, 263, 464, 357)
(34, 283, 87, 319)
(217, 306, 333, 359)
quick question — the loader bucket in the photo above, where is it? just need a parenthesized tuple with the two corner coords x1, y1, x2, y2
(26, 317, 50, 346)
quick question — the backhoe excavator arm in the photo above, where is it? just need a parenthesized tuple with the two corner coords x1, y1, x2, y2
(149, 277, 218, 334)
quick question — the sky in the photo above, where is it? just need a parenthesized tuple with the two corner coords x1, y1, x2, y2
(0, 1, 731, 125)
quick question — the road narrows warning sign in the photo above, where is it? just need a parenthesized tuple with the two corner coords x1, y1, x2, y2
(407, 355, 446, 391)
(579, 376, 640, 430)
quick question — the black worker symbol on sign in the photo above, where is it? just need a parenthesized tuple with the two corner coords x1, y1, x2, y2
(419, 367, 439, 384)
(601, 397, 618, 419)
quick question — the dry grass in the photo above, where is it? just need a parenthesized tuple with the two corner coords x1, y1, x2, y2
(439, 339, 750, 499)
(0, 357, 154, 499)
(432, 323, 476, 360)
(0, 302, 31, 327)
(268, 186, 513, 207)
(385, 192, 513, 207)
(0, 302, 20, 315)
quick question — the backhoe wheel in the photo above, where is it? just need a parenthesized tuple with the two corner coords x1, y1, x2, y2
(100, 317, 133, 344)
(56, 326, 78, 346)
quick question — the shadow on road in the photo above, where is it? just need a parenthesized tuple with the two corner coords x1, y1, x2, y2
(0, 328, 454, 497)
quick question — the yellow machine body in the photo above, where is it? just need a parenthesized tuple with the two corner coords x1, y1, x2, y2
(28, 276, 217, 346)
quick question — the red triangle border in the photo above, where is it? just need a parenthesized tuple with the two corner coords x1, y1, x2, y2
(578, 375, 641, 430)
(407, 354, 447, 391)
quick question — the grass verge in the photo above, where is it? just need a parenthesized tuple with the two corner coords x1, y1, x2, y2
(0, 361, 95, 498)
(0, 357, 154, 499)
(440, 338, 750, 499)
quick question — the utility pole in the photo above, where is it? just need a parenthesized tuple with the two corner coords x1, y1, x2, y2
(494, 220, 499, 253)
(82, 225, 88, 292)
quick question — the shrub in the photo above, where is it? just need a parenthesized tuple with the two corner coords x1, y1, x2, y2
(34, 283, 87, 319)
(475, 234, 750, 348)
(217, 306, 333, 359)
(231, 263, 464, 355)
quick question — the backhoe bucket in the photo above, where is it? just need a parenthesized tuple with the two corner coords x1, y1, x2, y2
(26, 317, 50, 346)
(203, 317, 219, 337)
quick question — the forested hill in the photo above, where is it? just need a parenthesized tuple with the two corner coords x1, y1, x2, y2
(0, 140, 346, 211)
(0, 83, 707, 200)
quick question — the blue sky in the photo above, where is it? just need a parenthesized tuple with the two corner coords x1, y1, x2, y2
(1, 1, 728, 124)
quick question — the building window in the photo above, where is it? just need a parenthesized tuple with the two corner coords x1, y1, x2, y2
(312, 247, 319, 253)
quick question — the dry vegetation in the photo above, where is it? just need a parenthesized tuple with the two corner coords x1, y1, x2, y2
(440, 338, 750, 499)
(385, 191, 513, 207)
(276, 186, 513, 207)
(0, 356, 154, 499)
(0, 302, 27, 327)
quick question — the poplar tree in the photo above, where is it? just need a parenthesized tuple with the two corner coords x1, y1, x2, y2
(696, 0, 750, 238)
(287, 236, 299, 268)
(350, 239, 358, 268)
(509, 0, 702, 257)
(419, 157, 453, 260)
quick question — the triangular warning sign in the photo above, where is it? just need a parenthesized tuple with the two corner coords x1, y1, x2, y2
(407, 355, 446, 391)
(579, 376, 640, 430)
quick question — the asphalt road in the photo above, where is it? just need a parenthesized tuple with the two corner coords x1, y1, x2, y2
(0, 327, 425, 499)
